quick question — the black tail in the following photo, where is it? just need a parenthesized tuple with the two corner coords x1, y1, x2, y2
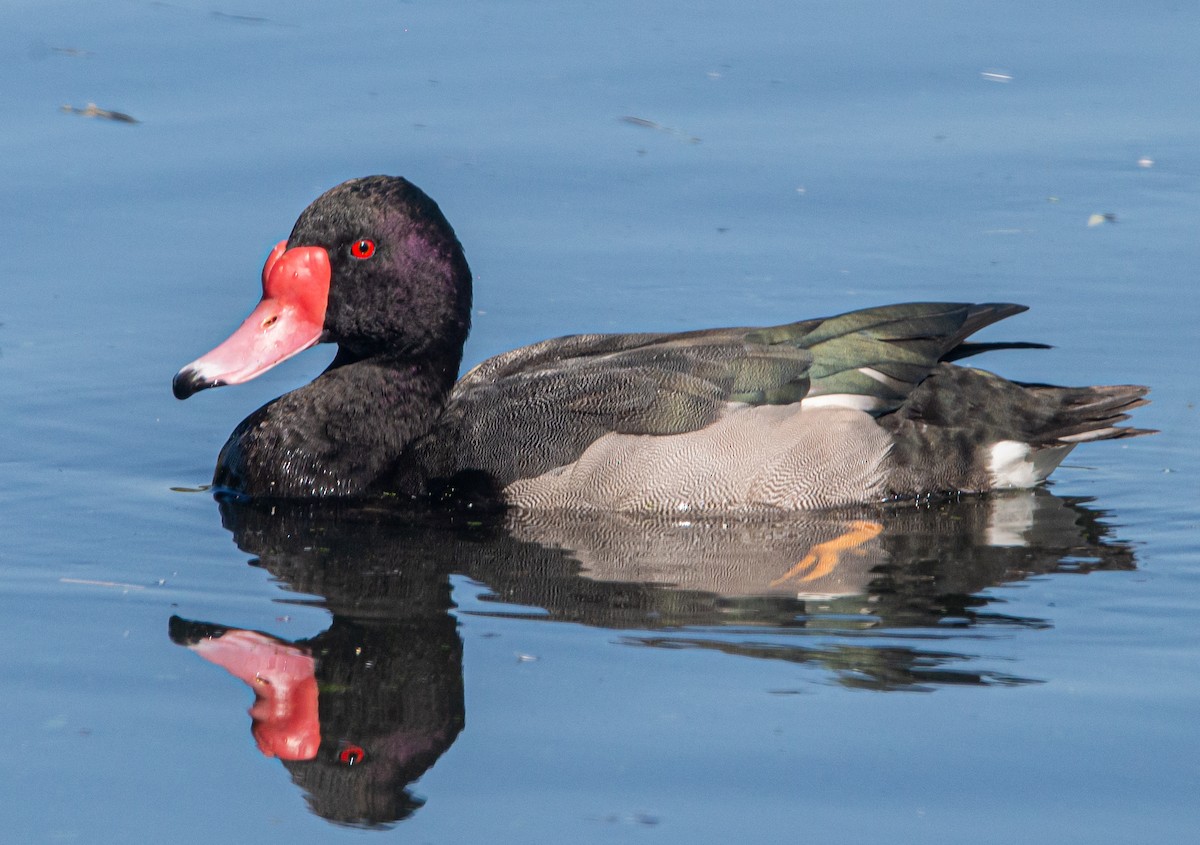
(1021, 383, 1156, 444)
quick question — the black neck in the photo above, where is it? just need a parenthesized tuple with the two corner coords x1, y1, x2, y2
(214, 347, 462, 499)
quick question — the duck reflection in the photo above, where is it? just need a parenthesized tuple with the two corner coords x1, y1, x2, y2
(170, 489, 1135, 827)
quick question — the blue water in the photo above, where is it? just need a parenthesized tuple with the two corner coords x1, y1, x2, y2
(2, 1, 1198, 842)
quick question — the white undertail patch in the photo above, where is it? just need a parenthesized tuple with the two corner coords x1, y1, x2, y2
(987, 440, 1075, 489)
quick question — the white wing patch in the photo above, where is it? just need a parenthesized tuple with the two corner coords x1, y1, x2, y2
(800, 393, 889, 413)
(857, 367, 911, 393)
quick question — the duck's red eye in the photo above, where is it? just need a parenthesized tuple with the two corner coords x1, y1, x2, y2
(350, 239, 376, 260)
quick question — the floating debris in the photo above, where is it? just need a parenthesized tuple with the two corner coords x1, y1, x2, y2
(594, 812, 662, 827)
(1087, 212, 1118, 227)
(622, 116, 657, 129)
(60, 577, 146, 590)
(208, 10, 299, 28)
(1137, 157, 1155, 168)
(210, 10, 272, 24)
(60, 102, 140, 124)
(980, 69, 1014, 83)
(619, 115, 701, 144)
(28, 43, 94, 60)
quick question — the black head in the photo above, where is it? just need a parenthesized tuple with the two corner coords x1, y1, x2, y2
(289, 176, 473, 361)
(174, 176, 473, 400)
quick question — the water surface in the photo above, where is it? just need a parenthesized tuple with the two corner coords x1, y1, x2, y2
(2, 1, 1197, 842)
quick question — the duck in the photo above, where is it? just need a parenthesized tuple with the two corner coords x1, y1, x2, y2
(173, 175, 1152, 511)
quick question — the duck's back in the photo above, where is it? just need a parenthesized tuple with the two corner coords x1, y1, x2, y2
(395, 302, 1150, 512)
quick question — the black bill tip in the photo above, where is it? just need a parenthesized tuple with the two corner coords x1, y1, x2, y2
(172, 366, 217, 400)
